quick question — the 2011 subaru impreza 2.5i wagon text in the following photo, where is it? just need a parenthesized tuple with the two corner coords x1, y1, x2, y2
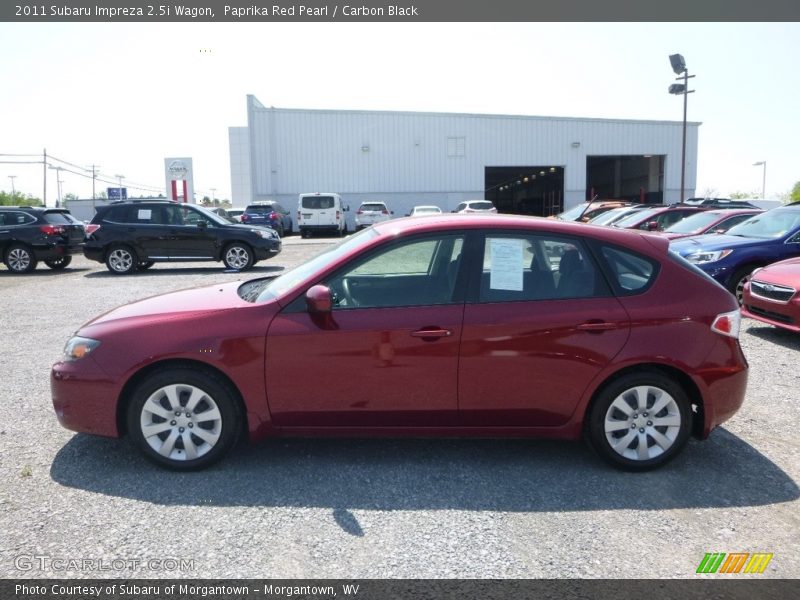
(52, 215, 748, 471)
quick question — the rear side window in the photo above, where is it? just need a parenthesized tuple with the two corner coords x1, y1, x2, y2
(600, 245, 659, 294)
(302, 196, 335, 209)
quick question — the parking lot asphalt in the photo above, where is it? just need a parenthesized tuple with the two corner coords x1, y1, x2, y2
(0, 241, 798, 579)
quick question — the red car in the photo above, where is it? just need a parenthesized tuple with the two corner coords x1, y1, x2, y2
(612, 205, 705, 231)
(741, 257, 800, 332)
(52, 215, 748, 471)
(659, 209, 763, 240)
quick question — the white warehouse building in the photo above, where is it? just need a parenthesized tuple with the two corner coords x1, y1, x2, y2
(229, 95, 699, 224)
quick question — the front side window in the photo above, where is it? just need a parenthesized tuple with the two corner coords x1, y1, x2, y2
(478, 234, 606, 303)
(325, 235, 464, 309)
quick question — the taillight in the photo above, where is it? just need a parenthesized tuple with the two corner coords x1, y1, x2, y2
(711, 309, 741, 339)
(85, 224, 101, 236)
(269, 211, 278, 221)
(297, 211, 301, 221)
(382, 209, 389, 215)
(241, 214, 249, 222)
(40, 225, 65, 235)
(336, 210, 341, 220)
(356, 209, 364, 215)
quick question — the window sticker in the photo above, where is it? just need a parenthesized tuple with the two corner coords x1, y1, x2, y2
(489, 238, 524, 291)
(137, 209, 152, 221)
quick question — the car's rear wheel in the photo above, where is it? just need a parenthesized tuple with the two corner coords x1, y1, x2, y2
(5, 244, 37, 273)
(106, 245, 137, 275)
(45, 256, 72, 270)
(222, 243, 254, 270)
(587, 371, 691, 471)
(127, 367, 242, 470)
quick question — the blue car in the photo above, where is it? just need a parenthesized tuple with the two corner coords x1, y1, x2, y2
(671, 204, 800, 302)
(240, 201, 293, 237)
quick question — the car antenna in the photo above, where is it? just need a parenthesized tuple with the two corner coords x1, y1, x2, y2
(577, 194, 599, 221)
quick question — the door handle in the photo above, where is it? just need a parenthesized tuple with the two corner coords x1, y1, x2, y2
(577, 320, 617, 332)
(411, 328, 453, 340)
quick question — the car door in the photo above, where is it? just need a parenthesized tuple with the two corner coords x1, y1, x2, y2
(115, 204, 171, 258)
(458, 232, 631, 427)
(265, 233, 467, 428)
(162, 205, 217, 259)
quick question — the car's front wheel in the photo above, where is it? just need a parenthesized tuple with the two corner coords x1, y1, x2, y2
(730, 265, 756, 305)
(106, 245, 138, 275)
(587, 371, 691, 471)
(45, 256, 72, 270)
(5, 244, 37, 273)
(127, 367, 242, 470)
(222, 243, 254, 270)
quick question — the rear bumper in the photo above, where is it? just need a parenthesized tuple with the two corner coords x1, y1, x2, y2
(33, 240, 83, 259)
(299, 224, 341, 232)
(83, 244, 105, 263)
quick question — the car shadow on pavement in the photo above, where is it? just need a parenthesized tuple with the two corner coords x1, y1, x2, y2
(50, 429, 798, 514)
(82, 265, 285, 278)
(744, 324, 800, 351)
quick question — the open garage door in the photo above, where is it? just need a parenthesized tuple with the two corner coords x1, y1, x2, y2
(485, 166, 565, 217)
(586, 155, 664, 204)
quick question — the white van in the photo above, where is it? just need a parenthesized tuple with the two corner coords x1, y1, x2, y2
(297, 192, 348, 237)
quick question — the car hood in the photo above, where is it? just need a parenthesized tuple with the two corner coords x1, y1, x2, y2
(751, 257, 800, 286)
(81, 281, 252, 331)
(671, 233, 771, 255)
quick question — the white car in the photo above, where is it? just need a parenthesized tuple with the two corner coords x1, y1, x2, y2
(355, 201, 393, 230)
(408, 205, 443, 217)
(226, 208, 244, 222)
(454, 200, 497, 214)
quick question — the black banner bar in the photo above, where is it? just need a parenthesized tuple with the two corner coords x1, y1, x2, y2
(3, 0, 800, 22)
(1, 579, 796, 600)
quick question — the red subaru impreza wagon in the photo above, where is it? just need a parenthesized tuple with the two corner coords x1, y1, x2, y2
(52, 215, 748, 471)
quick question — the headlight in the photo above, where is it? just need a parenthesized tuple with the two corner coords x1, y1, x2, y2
(251, 228, 278, 239)
(685, 249, 733, 264)
(63, 336, 101, 361)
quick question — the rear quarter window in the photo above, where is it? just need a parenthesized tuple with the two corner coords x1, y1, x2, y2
(599, 245, 659, 295)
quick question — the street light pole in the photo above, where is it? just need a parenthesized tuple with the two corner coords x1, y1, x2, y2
(48, 165, 64, 207)
(668, 54, 696, 204)
(753, 161, 766, 199)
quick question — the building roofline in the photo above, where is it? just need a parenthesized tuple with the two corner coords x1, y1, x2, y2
(246, 94, 702, 127)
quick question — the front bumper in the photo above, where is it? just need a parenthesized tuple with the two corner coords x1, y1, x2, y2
(51, 358, 122, 438)
(742, 285, 800, 332)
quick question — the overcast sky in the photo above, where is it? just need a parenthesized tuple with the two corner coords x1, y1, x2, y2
(1, 22, 798, 205)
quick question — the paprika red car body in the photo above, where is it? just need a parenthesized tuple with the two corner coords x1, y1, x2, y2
(52, 215, 748, 471)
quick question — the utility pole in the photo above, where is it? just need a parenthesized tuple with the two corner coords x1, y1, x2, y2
(43, 148, 47, 207)
(86, 164, 100, 209)
(8, 175, 16, 202)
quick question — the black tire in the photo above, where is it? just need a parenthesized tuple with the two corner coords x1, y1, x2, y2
(729, 265, 756, 305)
(138, 261, 155, 270)
(45, 256, 73, 270)
(276, 223, 285, 238)
(586, 370, 692, 471)
(285, 221, 293, 236)
(4, 244, 38, 273)
(301, 229, 310, 239)
(222, 242, 254, 270)
(126, 367, 242, 470)
(105, 245, 138, 275)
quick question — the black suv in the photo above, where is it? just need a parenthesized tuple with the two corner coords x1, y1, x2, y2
(83, 201, 281, 274)
(0, 206, 85, 273)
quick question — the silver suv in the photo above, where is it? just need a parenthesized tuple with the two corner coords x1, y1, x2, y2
(355, 201, 393, 230)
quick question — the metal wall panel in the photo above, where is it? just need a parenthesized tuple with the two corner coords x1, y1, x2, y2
(243, 96, 699, 211)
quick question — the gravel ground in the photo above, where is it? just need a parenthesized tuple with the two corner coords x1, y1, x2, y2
(0, 239, 798, 579)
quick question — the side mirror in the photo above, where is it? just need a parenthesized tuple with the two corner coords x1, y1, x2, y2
(197, 220, 208, 228)
(646, 221, 659, 231)
(306, 285, 332, 314)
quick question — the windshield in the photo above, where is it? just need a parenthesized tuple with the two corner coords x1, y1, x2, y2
(663, 211, 722, 234)
(725, 209, 800, 239)
(557, 203, 589, 221)
(614, 207, 659, 227)
(255, 227, 380, 302)
(246, 205, 275, 214)
(415, 207, 441, 214)
(589, 207, 631, 225)
(360, 203, 386, 211)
